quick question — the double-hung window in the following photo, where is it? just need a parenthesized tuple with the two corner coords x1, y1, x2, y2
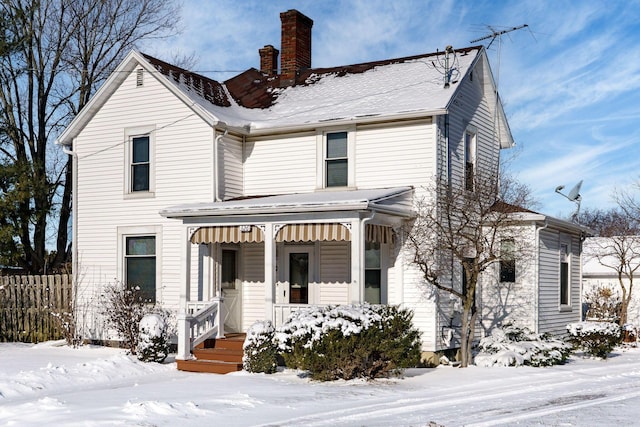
(125, 126, 155, 197)
(325, 131, 348, 187)
(125, 236, 156, 302)
(131, 136, 150, 192)
(464, 129, 476, 191)
(364, 242, 381, 304)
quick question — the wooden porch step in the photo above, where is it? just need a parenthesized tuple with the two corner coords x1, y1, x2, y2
(178, 333, 246, 374)
(177, 358, 243, 374)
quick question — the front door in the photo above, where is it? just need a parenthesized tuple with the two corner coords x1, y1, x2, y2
(284, 246, 315, 304)
(220, 248, 242, 332)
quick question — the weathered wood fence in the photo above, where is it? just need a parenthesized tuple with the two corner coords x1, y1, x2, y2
(0, 274, 72, 343)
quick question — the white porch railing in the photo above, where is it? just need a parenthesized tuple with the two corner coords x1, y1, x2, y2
(176, 296, 224, 360)
(273, 303, 320, 327)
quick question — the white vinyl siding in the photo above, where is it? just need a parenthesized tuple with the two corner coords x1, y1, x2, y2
(538, 229, 581, 336)
(244, 132, 317, 195)
(241, 244, 265, 330)
(218, 132, 244, 200)
(356, 120, 435, 191)
(73, 65, 215, 332)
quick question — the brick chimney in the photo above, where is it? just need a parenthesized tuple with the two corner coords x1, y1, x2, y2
(259, 44, 279, 76)
(279, 9, 313, 85)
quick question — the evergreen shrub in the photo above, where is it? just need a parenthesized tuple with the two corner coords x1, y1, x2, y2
(243, 320, 278, 374)
(277, 304, 421, 381)
(136, 312, 171, 363)
(474, 324, 573, 367)
(566, 321, 622, 358)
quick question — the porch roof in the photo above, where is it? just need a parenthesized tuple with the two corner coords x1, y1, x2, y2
(160, 187, 414, 219)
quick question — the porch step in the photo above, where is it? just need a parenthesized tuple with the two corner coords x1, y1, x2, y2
(177, 333, 246, 374)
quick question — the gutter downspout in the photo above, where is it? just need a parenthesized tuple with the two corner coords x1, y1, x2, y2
(534, 220, 549, 333)
(213, 129, 228, 202)
(63, 143, 78, 338)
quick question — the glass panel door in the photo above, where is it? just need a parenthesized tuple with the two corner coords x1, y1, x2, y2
(289, 252, 309, 304)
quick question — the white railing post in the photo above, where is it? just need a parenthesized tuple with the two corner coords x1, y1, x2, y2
(176, 311, 193, 360)
(214, 295, 225, 338)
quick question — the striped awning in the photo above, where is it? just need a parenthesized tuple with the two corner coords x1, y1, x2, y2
(276, 223, 351, 242)
(366, 224, 394, 244)
(190, 226, 264, 244)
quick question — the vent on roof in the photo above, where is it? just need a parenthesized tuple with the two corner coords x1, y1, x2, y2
(136, 68, 144, 87)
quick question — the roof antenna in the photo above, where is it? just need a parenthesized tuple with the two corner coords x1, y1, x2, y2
(555, 180, 583, 222)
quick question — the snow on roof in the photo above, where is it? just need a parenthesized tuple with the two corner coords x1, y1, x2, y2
(160, 187, 414, 218)
(148, 48, 481, 131)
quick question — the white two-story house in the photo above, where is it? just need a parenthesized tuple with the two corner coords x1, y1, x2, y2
(57, 9, 586, 370)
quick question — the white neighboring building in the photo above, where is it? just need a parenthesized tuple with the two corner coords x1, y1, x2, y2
(583, 237, 640, 327)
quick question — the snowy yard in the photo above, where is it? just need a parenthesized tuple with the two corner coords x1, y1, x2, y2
(1, 342, 640, 426)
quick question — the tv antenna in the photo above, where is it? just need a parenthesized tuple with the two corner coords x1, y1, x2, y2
(470, 24, 529, 49)
(555, 180, 583, 222)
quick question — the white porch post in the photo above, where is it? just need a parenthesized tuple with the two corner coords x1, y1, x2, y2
(350, 218, 362, 304)
(177, 225, 193, 360)
(264, 223, 275, 321)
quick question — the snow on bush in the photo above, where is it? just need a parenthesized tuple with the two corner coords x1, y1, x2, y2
(474, 324, 572, 367)
(136, 313, 170, 363)
(566, 321, 622, 358)
(275, 304, 383, 352)
(276, 304, 421, 380)
(243, 320, 278, 374)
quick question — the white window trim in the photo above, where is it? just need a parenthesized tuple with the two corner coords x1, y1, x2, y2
(316, 127, 356, 189)
(559, 238, 572, 310)
(117, 225, 163, 302)
(218, 244, 241, 291)
(124, 125, 156, 198)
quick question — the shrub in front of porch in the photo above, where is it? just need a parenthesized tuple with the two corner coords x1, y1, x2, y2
(566, 321, 622, 358)
(243, 320, 278, 374)
(276, 304, 422, 381)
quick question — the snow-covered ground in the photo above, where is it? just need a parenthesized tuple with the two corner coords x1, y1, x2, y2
(1, 342, 640, 426)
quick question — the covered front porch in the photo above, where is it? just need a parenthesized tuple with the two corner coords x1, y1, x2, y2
(160, 187, 414, 361)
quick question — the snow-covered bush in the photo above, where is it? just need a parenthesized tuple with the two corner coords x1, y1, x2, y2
(136, 312, 171, 363)
(474, 324, 572, 367)
(277, 304, 421, 381)
(243, 320, 278, 373)
(566, 321, 622, 358)
(100, 281, 155, 354)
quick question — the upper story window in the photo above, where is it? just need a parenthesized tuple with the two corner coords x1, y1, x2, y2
(560, 242, 570, 306)
(325, 131, 348, 187)
(131, 136, 150, 191)
(124, 126, 155, 197)
(464, 129, 476, 191)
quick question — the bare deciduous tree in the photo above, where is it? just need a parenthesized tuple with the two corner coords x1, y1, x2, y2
(0, 0, 179, 273)
(581, 206, 640, 327)
(406, 170, 536, 367)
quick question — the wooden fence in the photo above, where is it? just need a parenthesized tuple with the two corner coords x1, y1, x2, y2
(0, 274, 72, 343)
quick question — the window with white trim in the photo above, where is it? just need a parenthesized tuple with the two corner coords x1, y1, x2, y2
(364, 242, 381, 304)
(125, 236, 156, 302)
(464, 129, 476, 191)
(500, 238, 516, 283)
(325, 131, 348, 187)
(124, 126, 155, 196)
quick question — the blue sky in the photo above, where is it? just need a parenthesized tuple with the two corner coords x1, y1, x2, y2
(143, 0, 640, 219)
